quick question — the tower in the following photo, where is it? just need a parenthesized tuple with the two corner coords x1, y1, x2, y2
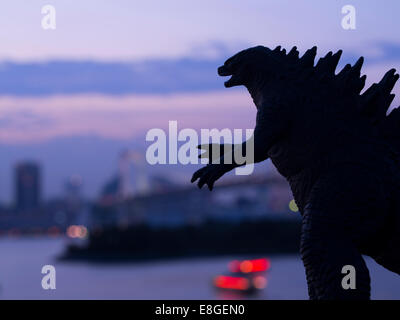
(15, 162, 41, 211)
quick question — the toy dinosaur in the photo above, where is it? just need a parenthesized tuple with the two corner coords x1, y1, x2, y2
(191, 45, 400, 300)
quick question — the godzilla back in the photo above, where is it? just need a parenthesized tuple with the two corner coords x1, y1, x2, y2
(359, 68, 400, 152)
(358, 69, 400, 274)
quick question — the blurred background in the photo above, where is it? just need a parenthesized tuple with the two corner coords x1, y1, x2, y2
(0, 0, 400, 299)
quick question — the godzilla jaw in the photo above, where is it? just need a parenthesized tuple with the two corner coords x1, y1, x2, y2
(218, 64, 261, 108)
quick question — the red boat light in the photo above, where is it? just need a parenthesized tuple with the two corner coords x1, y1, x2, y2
(214, 275, 250, 291)
(229, 258, 270, 273)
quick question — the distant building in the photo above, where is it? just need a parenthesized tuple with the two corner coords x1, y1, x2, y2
(15, 162, 41, 211)
(92, 175, 298, 229)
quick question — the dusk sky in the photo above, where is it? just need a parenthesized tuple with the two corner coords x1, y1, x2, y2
(0, 0, 398, 61)
(0, 0, 399, 202)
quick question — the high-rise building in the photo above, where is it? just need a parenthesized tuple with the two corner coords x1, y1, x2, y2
(15, 162, 41, 211)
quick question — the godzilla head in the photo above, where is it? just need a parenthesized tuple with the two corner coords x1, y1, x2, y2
(217, 45, 342, 90)
(218, 45, 399, 123)
(217, 45, 305, 106)
(217, 46, 275, 88)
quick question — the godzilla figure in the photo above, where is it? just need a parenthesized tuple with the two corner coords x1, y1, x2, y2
(191, 45, 400, 300)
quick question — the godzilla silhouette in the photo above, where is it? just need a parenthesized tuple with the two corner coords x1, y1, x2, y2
(191, 45, 400, 300)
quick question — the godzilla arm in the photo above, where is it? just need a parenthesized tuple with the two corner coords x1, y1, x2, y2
(191, 105, 287, 190)
(216, 104, 289, 167)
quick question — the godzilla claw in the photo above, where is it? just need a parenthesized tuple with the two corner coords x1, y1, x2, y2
(190, 165, 227, 191)
(190, 168, 203, 183)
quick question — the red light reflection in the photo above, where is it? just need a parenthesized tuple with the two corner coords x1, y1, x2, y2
(214, 275, 250, 291)
(229, 258, 270, 273)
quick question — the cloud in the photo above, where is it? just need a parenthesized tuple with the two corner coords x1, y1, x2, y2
(0, 41, 399, 97)
(339, 41, 400, 65)
(0, 58, 224, 96)
(0, 91, 256, 143)
(1, 41, 400, 143)
(0, 110, 54, 129)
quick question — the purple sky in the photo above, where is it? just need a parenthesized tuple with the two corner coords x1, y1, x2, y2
(0, 0, 398, 61)
(0, 0, 399, 143)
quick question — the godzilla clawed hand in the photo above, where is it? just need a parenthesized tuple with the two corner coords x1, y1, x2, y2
(192, 143, 234, 190)
(191, 164, 228, 191)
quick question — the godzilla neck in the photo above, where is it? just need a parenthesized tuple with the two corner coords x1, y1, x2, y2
(249, 88, 265, 109)
(248, 79, 295, 110)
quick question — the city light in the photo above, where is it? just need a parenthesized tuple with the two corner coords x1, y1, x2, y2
(66, 225, 88, 239)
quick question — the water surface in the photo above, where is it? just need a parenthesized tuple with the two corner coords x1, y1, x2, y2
(0, 238, 398, 299)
